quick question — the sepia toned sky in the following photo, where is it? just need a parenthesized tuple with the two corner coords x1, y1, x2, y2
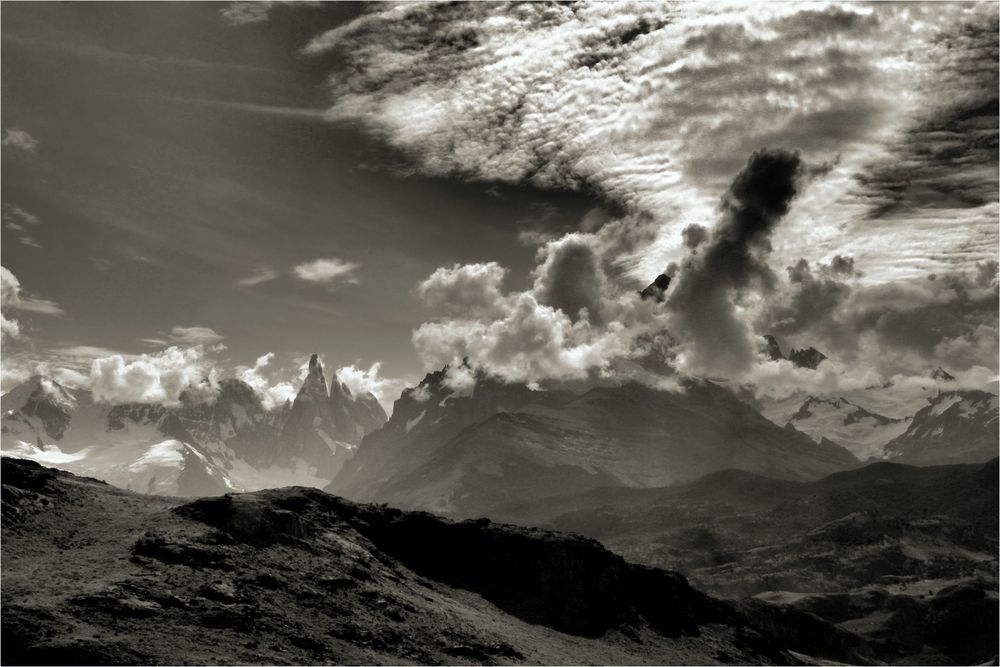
(2, 2, 997, 407)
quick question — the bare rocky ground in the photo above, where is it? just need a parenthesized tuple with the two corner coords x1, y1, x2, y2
(2, 457, 802, 666)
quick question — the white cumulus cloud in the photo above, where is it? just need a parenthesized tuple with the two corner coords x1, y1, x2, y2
(89, 346, 219, 406)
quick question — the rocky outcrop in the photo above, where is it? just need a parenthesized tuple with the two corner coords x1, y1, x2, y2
(178, 484, 734, 639)
(763, 334, 784, 361)
(761, 336, 828, 370)
(930, 366, 956, 382)
(639, 273, 671, 302)
(787, 347, 827, 370)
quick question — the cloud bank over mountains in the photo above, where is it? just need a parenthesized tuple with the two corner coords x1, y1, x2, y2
(307, 1, 997, 395)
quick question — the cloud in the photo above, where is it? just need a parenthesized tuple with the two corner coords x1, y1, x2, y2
(2, 128, 38, 152)
(167, 326, 224, 345)
(335, 362, 411, 413)
(220, 1, 319, 26)
(757, 259, 998, 378)
(416, 262, 509, 318)
(238, 266, 280, 287)
(89, 346, 219, 406)
(220, 2, 272, 25)
(90, 258, 113, 272)
(1, 266, 63, 341)
(141, 326, 224, 346)
(1, 313, 21, 342)
(309, 3, 997, 282)
(3, 205, 44, 250)
(3, 205, 40, 228)
(237, 352, 297, 410)
(412, 244, 668, 387)
(0, 354, 88, 393)
(293, 257, 360, 284)
(531, 234, 608, 324)
(666, 149, 804, 378)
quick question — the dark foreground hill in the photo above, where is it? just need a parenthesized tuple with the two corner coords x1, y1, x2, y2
(1, 457, 806, 666)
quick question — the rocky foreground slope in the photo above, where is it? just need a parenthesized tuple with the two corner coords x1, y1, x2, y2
(2, 457, 808, 666)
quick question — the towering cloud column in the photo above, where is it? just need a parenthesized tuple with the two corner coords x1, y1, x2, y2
(667, 149, 803, 377)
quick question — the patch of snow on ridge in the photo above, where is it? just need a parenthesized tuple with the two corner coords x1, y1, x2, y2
(929, 394, 963, 416)
(406, 410, 426, 433)
(2, 440, 89, 465)
(128, 439, 186, 472)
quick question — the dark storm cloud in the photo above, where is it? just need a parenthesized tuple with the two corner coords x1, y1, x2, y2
(761, 258, 854, 340)
(532, 235, 607, 324)
(758, 259, 999, 375)
(667, 149, 803, 376)
(681, 224, 707, 250)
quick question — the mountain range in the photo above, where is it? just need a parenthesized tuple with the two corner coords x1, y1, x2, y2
(2, 349, 996, 516)
(0, 355, 386, 496)
(330, 368, 860, 518)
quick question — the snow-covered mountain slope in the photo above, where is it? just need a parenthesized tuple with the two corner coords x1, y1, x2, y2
(0, 355, 388, 496)
(781, 396, 910, 460)
(883, 390, 999, 465)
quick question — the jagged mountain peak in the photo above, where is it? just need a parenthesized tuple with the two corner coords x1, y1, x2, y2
(329, 375, 354, 400)
(761, 336, 828, 370)
(763, 334, 784, 361)
(787, 346, 827, 370)
(298, 353, 329, 401)
(930, 366, 957, 382)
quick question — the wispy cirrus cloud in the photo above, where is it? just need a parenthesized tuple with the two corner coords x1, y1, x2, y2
(141, 325, 225, 346)
(3, 204, 44, 248)
(238, 266, 281, 287)
(220, 1, 319, 27)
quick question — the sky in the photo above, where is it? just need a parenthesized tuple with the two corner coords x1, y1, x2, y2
(2, 1, 998, 410)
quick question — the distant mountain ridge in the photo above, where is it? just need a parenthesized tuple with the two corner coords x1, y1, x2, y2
(0, 355, 387, 496)
(330, 366, 860, 518)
